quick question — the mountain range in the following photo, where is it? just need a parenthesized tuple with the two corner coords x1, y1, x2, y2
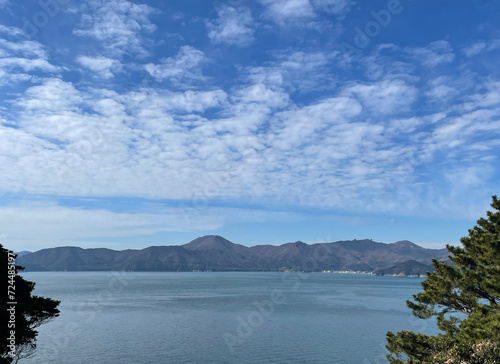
(16, 235, 448, 275)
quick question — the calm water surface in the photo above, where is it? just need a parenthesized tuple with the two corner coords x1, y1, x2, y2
(21, 272, 438, 364)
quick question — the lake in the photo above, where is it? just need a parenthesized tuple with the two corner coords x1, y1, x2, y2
(20, 272, 438, 363)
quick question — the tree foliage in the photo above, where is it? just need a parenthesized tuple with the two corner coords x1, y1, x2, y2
(386, 195, 500, 363)
(1, 244, 60, 363)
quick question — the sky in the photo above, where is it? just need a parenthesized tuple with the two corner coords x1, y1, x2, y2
(0, 0, 499, 252)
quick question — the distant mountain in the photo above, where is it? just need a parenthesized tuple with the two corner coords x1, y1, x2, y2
(373, 260, 435, 277)
(16, 235, 449, 273)
(14, 251, 32, 258)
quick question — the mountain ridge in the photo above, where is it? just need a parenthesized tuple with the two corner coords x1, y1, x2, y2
(17, 235, 448, 274)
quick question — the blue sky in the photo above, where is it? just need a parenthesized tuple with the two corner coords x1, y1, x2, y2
(0, 0, 499, 252)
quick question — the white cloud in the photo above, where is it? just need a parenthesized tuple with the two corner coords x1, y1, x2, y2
(270, 96, 362, 149)
(279, 50, 330, 71)
(385, 117, 425, 134)
(17, 78, 83, 112)
(0, 1, 498, 253)
(311, 0, 352, 15)
(357, 44, 416, 81)
(344, 79, 418, 114)
(144, 46, 206, 84)
(432, 109, 500, 146)
(0, 71, 31, 85)
(0, 38, 47, 58)
(76, 55, 122, 78)
(1, 64, 499, 223)
(0, 0, 9, 9)
(0, 57, 59, 73)
(462, 39, 500, 57)
(246, 50, 338, 93)
(233, 83, 289, 107)
(405, 40, 455, 67)
(462, 80, 500, 110)
(258, 0, 315, 23)
(74, 0, 157, 57)
(425, 76, 458, 101)
(0, 25, 23, 37)
(0, 34, 60, 85)
(462, 42, 487, 57)
(206, 5, 255, 47)
(121, 88, 228, 114)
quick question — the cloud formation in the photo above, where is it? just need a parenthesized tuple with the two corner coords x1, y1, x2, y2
(74, 0, 157, 57)
(76, 55, 122, 78)
(0, 1, 499, 249)
(258, 0, 316, 22)
(206, 5, 255, 47)
(0, 27, 60, 85)
(404, 40, 455, 67)
(144, 46, 206, 85)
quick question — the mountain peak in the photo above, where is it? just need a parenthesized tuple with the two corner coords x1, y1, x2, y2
(392, 240, 419, 248)
(183, 235, 236, 250)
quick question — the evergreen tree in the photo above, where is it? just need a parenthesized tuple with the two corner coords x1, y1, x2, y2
(1, 245, 60, 363)
(386, 195, 500, 363)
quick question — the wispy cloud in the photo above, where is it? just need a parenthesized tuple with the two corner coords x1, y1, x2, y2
(1, 62, 498, 222)
(0, 57, 58, 73)
(144, 46, 206, 85)
(73, 0, 157, 57)
(206, 5, 255, 47)
(343, 79, 418, 114)
(462, 39, 500, 57)
(76, 55, 122, 78)
(0, 2, 499, 249)
(0, 24, 23, 36)
(245, 49, 338, 93)
(311, 0, 352, 15)
(0, 28, 60, 85)
(257, 0, 351, 26)
(404, 40, 455, 67)
(258, 0, 316, 24)
(425, 76, 458, 101)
